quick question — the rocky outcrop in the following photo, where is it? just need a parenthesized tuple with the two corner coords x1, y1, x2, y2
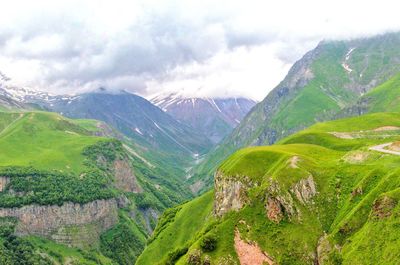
(214, 171, 250, 216)
(265, 181, 298, 223)
(114, 159, 142, 193)
(291, 176, 317, 205)
(316, 234, 332, 265)
(265, 177, 317, 223)
(371, 196, 396, 220)
(266, 197, 284, 223)
(139, 207, 159, 233)
(0, 199, 118, 248)
(0, 176, 9, 192)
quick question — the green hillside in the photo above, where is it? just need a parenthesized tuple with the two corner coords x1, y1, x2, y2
(140, 112, 400, 264)
(0, 111, 192, 265)
(189, 32, 400, 193)
(0, 112, 102, 172)
(349, 72, 400, 114)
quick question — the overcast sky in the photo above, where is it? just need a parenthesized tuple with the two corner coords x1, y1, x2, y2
(0, 0, 399, 100)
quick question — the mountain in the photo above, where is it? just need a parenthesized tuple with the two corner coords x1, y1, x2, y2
(151, 93, 256, 143)
(0, 72, 31, 110)
(0, 110, 194, 264)
(39, 89, 212, 160)
(189, 32, 400, 192)
(0, 83, 214, 181)
(341, 71, 400, 116)
(138, 112, 400, 264)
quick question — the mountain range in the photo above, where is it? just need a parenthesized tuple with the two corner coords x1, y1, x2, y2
(2, 32, 400, 265)
(151, 93, 256, 143)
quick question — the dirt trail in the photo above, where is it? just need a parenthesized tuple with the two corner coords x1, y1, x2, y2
(289, 156, 300, 168)
(374, 126, 400, 131)
(369, 142, 400, 156)
(234, 230, 274, 265)
(0, 113, 24, 137)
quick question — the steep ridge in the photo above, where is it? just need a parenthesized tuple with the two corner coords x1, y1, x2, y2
(139, 112, 400, 265)
(151, 93, 256, 143)
(190, 32, 400, 192)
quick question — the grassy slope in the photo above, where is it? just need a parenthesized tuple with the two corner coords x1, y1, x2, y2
(0, 111, 188, 264)
(140, 112, 400, 265)
(0, 111, 103, 173)
(189, 33, 400, 193)
(360, 72, 400, 113)
(136, 191, 214, 265)
(0, 111, 118, 263)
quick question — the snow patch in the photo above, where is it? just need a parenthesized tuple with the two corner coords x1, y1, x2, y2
(134, 127, 143, 135)
(342, 47, 356, 73)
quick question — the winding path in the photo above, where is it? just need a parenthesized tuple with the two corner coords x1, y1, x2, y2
(369, 142, 400, 156)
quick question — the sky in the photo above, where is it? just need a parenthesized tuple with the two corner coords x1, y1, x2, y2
(0, 0, 399, 100)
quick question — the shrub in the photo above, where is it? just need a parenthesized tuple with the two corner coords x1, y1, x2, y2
(165, 246, 188, 265)
(200, 234, 217, 252)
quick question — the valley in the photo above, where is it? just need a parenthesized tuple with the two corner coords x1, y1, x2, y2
(0, 24, 400, 265)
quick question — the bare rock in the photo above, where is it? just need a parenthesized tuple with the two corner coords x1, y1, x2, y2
(214, 171, 250, 216)
(0, 199, 118, 248)
(114, 159, 142, 193)
(291, 176, 317, 204)
(265, 181, 299, 223)
(266, 197, 284, 223)
(0, 176, 9, 192)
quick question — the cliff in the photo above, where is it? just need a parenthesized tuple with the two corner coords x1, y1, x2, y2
(0, 199, 118, 248)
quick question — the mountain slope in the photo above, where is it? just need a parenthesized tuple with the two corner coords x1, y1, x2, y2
(44, 90, 212, 158)
(0, 73, 31, 110)
(139, 112, 400, 265)
(0, 111, 191, 264)
(151, 94, 256, 143)
(342, 72, 400, 116)
(190, 32, 400, 192)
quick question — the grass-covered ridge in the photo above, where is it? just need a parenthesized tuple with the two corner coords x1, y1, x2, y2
(189, 33, 400, 194)
(140, 112, 400, 265)
(0, 111, 103, 173)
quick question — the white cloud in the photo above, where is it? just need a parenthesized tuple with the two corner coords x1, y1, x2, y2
(0, 0, 399, 100)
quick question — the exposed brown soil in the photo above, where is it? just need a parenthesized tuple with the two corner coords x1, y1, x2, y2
(388, 141, 400, 151)
(371, 196, 396, 220)
(234, 230, 274, 265)
(374, 126, 400, 131)
(330, 132, 355, 139)
(343, 151, 369, 163)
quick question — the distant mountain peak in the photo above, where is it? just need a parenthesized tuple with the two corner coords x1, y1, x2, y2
(150, 93, 256, 143)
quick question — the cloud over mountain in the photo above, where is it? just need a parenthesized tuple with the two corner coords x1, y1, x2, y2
(0, 0, 399, 100)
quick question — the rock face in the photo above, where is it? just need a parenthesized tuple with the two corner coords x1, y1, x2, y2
(114, 159, 142, 193)
(291, 176, 317, 205)
(266, 197, 284, 223)
(0, 176, 9, 192)
(214, 171, 250, 216)
(0, 199, 118, 248)
(265, 181, 298, 223)
(265, 177, 317, 223)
